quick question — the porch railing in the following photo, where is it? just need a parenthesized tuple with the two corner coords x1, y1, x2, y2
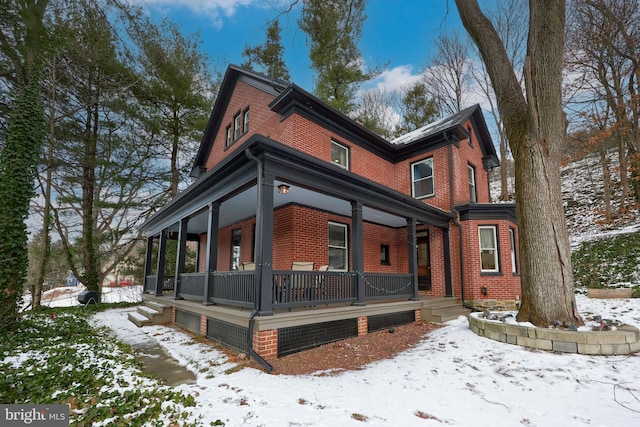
(145, 271, 414, 309)
(208, 271, 255, 308)
(143, 275, 175, 294)
(364, 273, 414, 300)
(177, 273, 207, 300)
(144, 275, 157, 294)
(272, 270, 358, 308)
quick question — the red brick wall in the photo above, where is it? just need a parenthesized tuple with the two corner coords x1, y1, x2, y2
(460, 219, 521, 301)
(252, 329, 278, 360)
(210, 204, 412, 274)
(205, 81, 283, 170)
(451, 120, 492, 204)
(197, 81, 515, 301)
(203, 84, 493, 211)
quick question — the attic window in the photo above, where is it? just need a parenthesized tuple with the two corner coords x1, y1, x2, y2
(234, 113, 242, 140)
(243, 109, 250, 133)
(467, 126, 473, 147)
(226, 125, 232, 147)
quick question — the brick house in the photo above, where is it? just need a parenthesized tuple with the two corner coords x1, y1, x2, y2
(137, 65, 520, 368)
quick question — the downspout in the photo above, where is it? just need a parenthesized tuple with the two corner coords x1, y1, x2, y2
(444, 133, 471, 309)
(244, 148, 273, 373)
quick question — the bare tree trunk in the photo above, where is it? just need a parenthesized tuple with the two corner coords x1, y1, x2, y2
(32, 61, 58, 310)
(456, 0, 582, 326)
(499, 125, 510, 200)
(600, 148, 612, 220)
(618, 138, 629, 211)
(171, 111, 179, 197)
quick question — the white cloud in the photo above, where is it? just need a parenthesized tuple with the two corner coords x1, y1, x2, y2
(130, 0, 267, 28)
(365, 64, 422, 93)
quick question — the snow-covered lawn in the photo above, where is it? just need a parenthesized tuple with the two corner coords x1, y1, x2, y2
(88, 292, 640, 427)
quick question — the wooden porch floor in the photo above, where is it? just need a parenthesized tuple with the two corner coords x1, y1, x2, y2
(136, 293, 468, 331)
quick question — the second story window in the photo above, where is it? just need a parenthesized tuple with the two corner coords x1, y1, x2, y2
(468, 163, 477, 203)
(411, 157, 434, 199)
(331, 140, 349, 169)
(234, 113, 242, 140)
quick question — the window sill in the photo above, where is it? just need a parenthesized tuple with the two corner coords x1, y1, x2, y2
(414, 194, 436, 200)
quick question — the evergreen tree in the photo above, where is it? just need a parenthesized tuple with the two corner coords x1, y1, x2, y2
(299, 0, 374, 113)
(131, 18, 216, 197)
(396, 81, 439, 135)
(242, 20, 290, 81)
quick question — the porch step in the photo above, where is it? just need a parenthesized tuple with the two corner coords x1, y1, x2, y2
(128, 311, 152, 327)
(128, 301, 172, 327)
(421, 298, 471, 323)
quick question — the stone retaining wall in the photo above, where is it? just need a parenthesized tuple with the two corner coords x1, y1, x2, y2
(468, 314, 640, 355)
(587, 288, 634, 299)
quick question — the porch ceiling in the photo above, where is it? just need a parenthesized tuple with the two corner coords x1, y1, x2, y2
(178, 182, 408, 235)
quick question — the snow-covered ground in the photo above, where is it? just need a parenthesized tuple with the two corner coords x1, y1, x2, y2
(27, 153, 640, 426)
(73, 290, 640, 427)
(22, 284, 142, 308)
(491, 152, 640, 248)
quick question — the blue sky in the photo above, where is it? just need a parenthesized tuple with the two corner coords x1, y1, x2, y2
(134, 0, 466, 93)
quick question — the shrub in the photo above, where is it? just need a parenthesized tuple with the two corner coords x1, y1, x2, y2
(572, 232, 640, 288)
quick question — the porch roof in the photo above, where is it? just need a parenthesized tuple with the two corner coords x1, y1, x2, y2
(141, 136, 455, 236)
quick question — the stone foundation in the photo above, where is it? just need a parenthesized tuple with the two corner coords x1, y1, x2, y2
(468, 313, 640, 355)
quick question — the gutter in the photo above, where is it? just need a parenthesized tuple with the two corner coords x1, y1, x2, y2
(244, 148, 274, 373)
(444, 133, 471, 309)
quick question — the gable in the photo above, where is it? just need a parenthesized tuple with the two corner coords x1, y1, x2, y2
(190, 65, 289, 178)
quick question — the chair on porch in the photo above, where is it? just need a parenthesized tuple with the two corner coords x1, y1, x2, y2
(316, 265, 329, 302)
(289, 262, 314, 304)
(291, 261, 314, 270)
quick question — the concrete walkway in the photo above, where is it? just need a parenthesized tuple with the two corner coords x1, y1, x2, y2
(91, 308, 196, 386)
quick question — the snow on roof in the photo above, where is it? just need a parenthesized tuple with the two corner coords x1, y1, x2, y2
(391, 104, 478, 145)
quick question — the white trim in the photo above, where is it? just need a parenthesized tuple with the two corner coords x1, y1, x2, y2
(331, 140, 349, 169)
(510, 228, 517, 273)
(478, 225, 499, 273)
(468, 163, 477, 203)
(411, 157, 435, 199)
(328, 221, 348, 270)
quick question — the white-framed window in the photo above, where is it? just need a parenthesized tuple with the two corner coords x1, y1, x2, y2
(226, 125, 233, 147)
(380, 244, 390, 265)
(510, 227, 518, 273)
(331, 140, 349, 169)
(328, 221, 348, 270)
(243, 109, 250, 133)
(234, 113, 242, 140)
(479, 225, 499, 273)
(231, 228, 242, 270)
(411, 157, 434, 198)
(468, 163, 477, 203)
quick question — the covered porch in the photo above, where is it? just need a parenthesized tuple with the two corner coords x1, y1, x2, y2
(141, 137, 455, 317)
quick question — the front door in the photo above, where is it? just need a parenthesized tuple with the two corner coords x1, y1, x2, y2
(417, 234, 431, 290)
